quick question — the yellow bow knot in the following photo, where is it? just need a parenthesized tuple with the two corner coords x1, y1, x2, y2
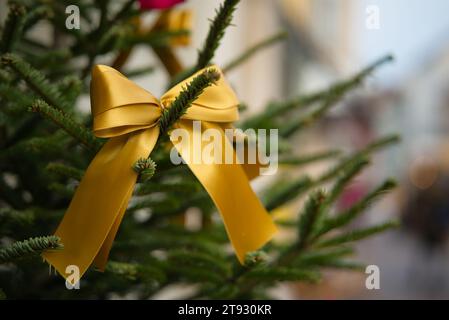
(42, 65, 277, 280)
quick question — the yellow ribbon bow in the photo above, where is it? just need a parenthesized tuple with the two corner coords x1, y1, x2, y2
(42, 65, 278, 279)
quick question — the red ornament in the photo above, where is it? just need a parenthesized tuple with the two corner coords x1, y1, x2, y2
(139, 0, 185, 10)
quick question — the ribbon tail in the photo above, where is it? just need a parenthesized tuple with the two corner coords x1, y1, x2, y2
(172, 121, 278, 263)
(42, 127, 159, 280)
(92, 186, 134, 271)
(221, 123, 268, 181)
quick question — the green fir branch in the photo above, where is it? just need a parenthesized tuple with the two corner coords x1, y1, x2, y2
(0, 3, 26, 53)
(1, 53, 71, 111)
(0, 83, 35, 115)
(241, 93, 332, 130)
(319, 260, 365, 270)
(260, 136, 398, 215)
(263, 176, 312, 211)
(279, 150, 342, 166)
(135, 180, 202, 196)
(0, 208, 35, 229)
(297, 190, 326, 247)
(114, 228, 225, 258)
(23, 6, 53, 32)
(0, 236, 62, 263)
(293, 247, 355, 267)
(29, 99, 101, 151)
(49, 182, 75, 198)
(223, 31, 287, 72)
(46, 162, 84, 181)
(314, 179, 397, 238)
(57, 75, 83, 106)
(167, 250, 231, 279)
(244, 267, 321, 283)
(196, 0, 240, 71)
(124, 65, 155, 78)
(159, 69, 220, 135)
(106, 261, 166, 284)
(111, 0, 138, 23)
(327, 157, 370, 205)
(280, 55, 394, 137)
(169, 0, 240, 86)
(125, 30, 190, 48)
(0, 131, 71, 160)
(315, 220, 400, 248)
(317, 135, 400, 183)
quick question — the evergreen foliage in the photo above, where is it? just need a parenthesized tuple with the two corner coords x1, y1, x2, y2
(0, 0, 398, 299)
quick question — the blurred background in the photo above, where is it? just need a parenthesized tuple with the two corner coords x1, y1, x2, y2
(166, 0, 449, 300)
(3, 0, 449, 299)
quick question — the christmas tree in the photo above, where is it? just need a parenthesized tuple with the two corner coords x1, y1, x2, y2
(0, 0, 398, 299)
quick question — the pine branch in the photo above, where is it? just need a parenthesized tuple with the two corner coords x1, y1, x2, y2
(23, 6, 53, 32)
(327, 157, 370, 205)
(360, 134, 401, 155)
(0, 209, 37, 237)
(125, 30, 190, 48)
(135, 180, 201, 196)
(263, 176, 312, 211)
(114, 228, 224, 258)
(124, 65, 155, 78)
(223, 31, 287, 72)
(279, 150, 342, 166)
(1, 53, 71, 111)
(317, 135, 400, 183)
(106, 261, 166, 284)
(169, 266, 223, 283)
(168, 0, 240, 86)
(280, 55, 394, 137)
(293, 247, 354, 267)
(0, 236, 62, 263)
(57, 76, 83, 107)
(196, 0, 240, 70)
(314, 179, 397, 238)
(111, 0, 138, 23)
(1, 131, 71, 160)
(0, 83, 35, 115)
(49, 182, 75, 198)
(167, 250, 231, 279)
(158, 69, 220, 135)
(315, 220, 399, 248)
(241, 93, 334, 130)
(30, 99, 101, 151)
(0, 3, 26, 53)
(46, 162, 84, 181)
(260, 136, 397, 215)
(0, 208, 35, 230)
(297, 190, 326, 248)
(244, 267, 320, 283)
(318, 260, 365, 270)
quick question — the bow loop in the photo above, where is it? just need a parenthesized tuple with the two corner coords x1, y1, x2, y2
(161, 67, 240, 123)
(91, 65, 161, 138)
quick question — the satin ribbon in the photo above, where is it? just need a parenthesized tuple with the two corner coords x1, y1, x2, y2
(42, 65, 278, 279)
